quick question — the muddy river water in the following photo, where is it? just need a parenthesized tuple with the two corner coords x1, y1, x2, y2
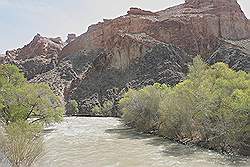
(31, 117, 250, 167)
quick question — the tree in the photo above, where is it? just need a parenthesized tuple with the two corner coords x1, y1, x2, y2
(65, 100, 79, 115)
(0, 64, 64, 166)
(0, 64, 64, 125)
(119, 58, 250, 155)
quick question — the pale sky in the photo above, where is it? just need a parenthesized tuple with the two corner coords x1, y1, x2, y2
(0, 0, 249, 53)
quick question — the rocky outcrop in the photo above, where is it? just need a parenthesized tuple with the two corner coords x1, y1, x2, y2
(3, 34, 65, 79)
(61, 0, 250, 69)
(30, 60, 78, 97)
(67, 44, 190, 114)
(0, 54, 5, 64)
(207, 39, 250, 71)
(127, 8, 158, 16)
(66, 33, 77, 44)
(6, 34, 64, 60)
(184, 0, 249, 39)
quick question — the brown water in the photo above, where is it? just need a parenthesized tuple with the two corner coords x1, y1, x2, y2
(31, 117, 249, 167)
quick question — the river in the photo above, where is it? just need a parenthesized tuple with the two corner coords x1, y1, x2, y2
(30, 117, 249, 167)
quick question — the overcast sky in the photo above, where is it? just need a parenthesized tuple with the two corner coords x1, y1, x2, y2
(0, 0, 249, 53)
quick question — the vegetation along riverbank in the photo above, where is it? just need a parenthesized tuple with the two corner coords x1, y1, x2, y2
(119, 57, 250, 156)
(0, 64, 64, 167)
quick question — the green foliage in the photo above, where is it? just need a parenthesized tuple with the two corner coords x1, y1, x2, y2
(66, 100, 79, 115)
(0, 64, 64, 125)
(119, 56, 250, 155)
(120, 84, 169, 132)
(0, 121, 44, 167)
(0, 64, 26, 88)
(92, 100, 113, 117)
(0, 64, 64, 166)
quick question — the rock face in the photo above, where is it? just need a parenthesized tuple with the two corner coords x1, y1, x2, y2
(207, 39, 250, 72)
(127, 7, 158, 16)
(184, 0, 249, 39)
(1, 0, 249, 116)
(61, 0, 250, 69)
(66, 33, 77, 44)
(0, 54, 5, 64)
(3, 34, 64, 79)
(6, 34, 64, 60)
(66, 44, 190, 114)
(30, 60, 78, 97)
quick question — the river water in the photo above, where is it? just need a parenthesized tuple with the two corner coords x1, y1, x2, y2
(31, 117, 249, 167)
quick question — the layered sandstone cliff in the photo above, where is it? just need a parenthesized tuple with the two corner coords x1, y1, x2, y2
(3, 34, 65, 79)
(61, 0, 250, 69)
(6, 34, 64, 60)
(1, 0, 249, 115)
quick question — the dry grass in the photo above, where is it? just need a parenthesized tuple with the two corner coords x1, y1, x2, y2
(0, 122, 44, 167)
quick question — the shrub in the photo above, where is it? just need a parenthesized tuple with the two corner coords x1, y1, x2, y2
(159, 80, 196, 139)
(120, 84, 169, 133)
(0, 64, 64, 166)
(0, 121, 44, 167)
(65, 100, 79, 115)
(119, 56, 250, 155)
(92, 100, 113, 117)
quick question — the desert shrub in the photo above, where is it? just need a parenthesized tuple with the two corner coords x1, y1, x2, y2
(65, 100, 79, 115)
(160, 58, 250, 153)
(92, 100, 113, 117)
(159, 56, 210, 139)
(119, 56, 250, 155)
(120, 84, 169, 132)
(193, 63, 250, 153)
(159, 80, 196, 139)
(0, 121, 44, 167)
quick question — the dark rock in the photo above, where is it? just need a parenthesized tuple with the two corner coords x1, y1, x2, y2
(66, 34, 77, 44)
(69, 44, 190, 114)
(207, 40, 250, 72)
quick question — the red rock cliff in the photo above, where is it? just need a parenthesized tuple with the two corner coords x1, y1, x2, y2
(6, 34, 64, 60)
(60, 0, 250, 68)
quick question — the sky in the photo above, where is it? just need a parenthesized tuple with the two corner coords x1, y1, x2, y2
(0, 0, 249, 53)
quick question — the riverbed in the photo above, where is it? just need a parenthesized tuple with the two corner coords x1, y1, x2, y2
(32, 117, 249, 167)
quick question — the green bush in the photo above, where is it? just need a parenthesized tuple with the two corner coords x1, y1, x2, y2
(0, 64, 64, 125)
(92, 100, 113, 117)
(66, 100, 79, 115)
(119, 56, 250, 155)
(120, 84, 169, 132)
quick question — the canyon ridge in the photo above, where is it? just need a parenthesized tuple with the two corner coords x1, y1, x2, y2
(1, 0, 250, 115)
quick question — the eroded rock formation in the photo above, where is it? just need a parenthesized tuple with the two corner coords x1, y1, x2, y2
(127, 7, 158, 16)
(6, 34, 64, 60)
(3, 34, 64, 79)
(66, 33, 77, 44)
(207, 39, 250, 71)
(61, 0, 250, 69)
(1, 0, 249, 115)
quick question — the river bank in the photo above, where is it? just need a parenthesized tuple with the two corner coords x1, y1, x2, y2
(32, 117, 249, 167)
